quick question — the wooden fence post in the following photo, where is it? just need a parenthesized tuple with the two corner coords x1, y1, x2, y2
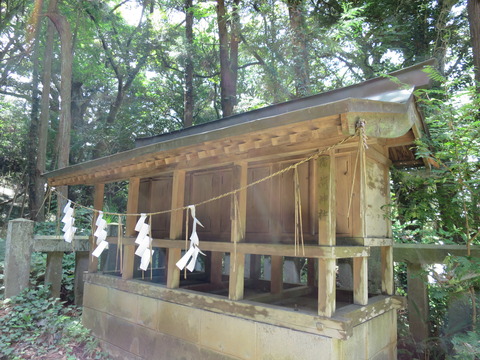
(4, 219, 34, 298)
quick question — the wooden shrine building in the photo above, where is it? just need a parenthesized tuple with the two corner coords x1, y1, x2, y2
(45, 61, 432, 360)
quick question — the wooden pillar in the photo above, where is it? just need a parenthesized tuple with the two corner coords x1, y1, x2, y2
(353, 257, 368, 305)
(352, 146, 369, 306)
(167, 170, 186, 288)
(4, 219, 34, 298)
(317, 154, 336, 317)
(381, 246, 394, 295)
(123, 177, 140, 280)
(210, 252, 223, 285)
(268, 164, 283, 294)
(407, 262, 429, 342)
(229, 163, 247, 301)
(270, 256, 283, 294)
(89, 183, 104, 273)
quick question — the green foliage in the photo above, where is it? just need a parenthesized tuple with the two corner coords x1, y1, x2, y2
(450, 329, 480, 359)
(0, 285, 109, 359)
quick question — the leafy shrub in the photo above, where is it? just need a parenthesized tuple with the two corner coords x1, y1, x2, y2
(0, 285, 109, 359)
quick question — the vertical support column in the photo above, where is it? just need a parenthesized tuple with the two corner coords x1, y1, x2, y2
(45, 252, 63, 298)
(407, 262, 429, 343)
(167, 170, 186, 288)
(4, 219, 34, 298)
(210, 252, 223, 285)
(382, 159, 394, 295)
(352, 145, 369, 305)
(317, 154, 336, 317)
(270, 256, 283, 294)
(353, 257, 368, 305)
(269, 164, 283, 294)
(123, 177, 140, 280)
(229, 162, 247, 301)
(381, 246, 394, 295)
(89, 183, 104, 273)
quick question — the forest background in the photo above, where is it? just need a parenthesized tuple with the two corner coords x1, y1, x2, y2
(0, 0, 480, 359)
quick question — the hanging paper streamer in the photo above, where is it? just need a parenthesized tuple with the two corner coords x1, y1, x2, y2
(61, 201, 76, 243)
(176, 205, 205, 272)
(92, 211, 109, 258)
(134, 214, 154, 271)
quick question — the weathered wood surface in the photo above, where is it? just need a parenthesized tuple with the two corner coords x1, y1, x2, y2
(394, 244, 480, 264)
(229, 163, 248, 300)
(105, 237, 370, 259)
(167, 170, 186, 289)
(122, 177, 140, 280)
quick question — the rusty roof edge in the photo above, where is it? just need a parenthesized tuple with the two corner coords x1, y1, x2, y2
(135, 59, 435, 148)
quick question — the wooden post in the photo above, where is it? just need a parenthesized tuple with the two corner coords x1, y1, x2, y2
(269, 163, 283, 294)
(123, 177, 140, 280)
(229, 163, 247, 301)
(89, 183, 104, 273)
(317, 154, 336, 317)
(210, 252, 223, 285)
(407, 262, 429, 342)
(353, 257, 368, 305)
(4, 219, 34, 298)
(381, 246, 394, 295)
(45, 252, 63, 298)
(167, 170, 186, 288)
(352, 146, 369, 306)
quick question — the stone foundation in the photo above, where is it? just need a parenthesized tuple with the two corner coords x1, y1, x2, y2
(83, 274, 399, 360)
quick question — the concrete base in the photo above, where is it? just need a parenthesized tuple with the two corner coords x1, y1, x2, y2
(83, 274, 399, 360)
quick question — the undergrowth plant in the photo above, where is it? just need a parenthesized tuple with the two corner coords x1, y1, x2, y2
(0, 285, 109, 359)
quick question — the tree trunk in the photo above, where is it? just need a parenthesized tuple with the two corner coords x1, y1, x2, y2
(287, 0, 310, 98)
(27, 12, 42, 220)
(468, 0, 480, 89)
(32, 10, 55, 222)
(46, 3, 73, 210)
(184, 0, 194, 128)
(216, 0, 240, 117)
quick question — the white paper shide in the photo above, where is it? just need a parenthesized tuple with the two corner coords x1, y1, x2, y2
(134, 214, 154, 271)
(176, 205, 205, 272)
(92, 211, 109, 257)
(61, 201, 77, 243)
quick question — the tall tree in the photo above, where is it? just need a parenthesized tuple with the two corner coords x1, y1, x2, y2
(184, 0, 194, 127)
(468, 0, 480, 88)
(286, 0, 310, 97)
(216, 0, 240, 117)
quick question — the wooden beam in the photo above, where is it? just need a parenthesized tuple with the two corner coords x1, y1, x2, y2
(89, 183, 104, 273)
(121, 238, 370, 259)
(167, 170, 186, 289)
(210, 252, 223, 285)
(122, 177, 140, 280)
(393, 244, 480, 264)
(229, 163, 248, 301)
